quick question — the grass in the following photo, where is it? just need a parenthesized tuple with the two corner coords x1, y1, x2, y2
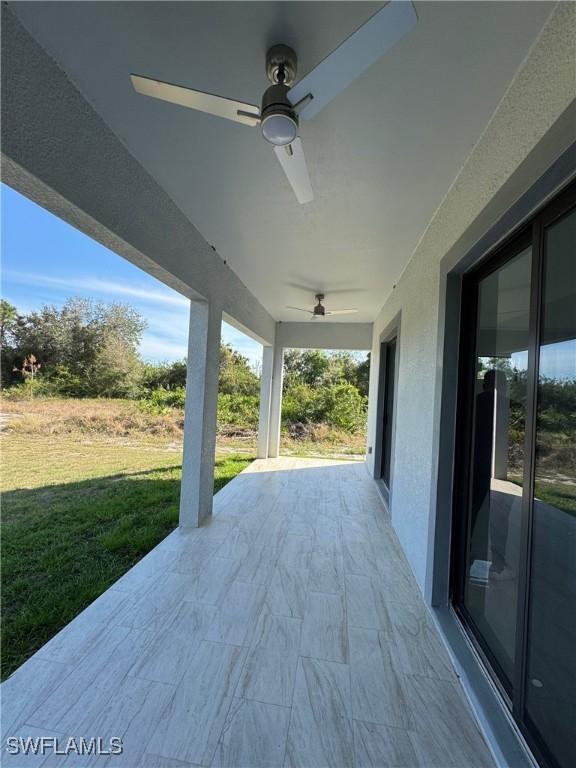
(0, 396, 365, 459)
(533, 480, 576, 518)
(508, 473, 576, 518)
(0, 421, 252, 680)
(0, 395, 365, 679)
(280, 435, 365, 459)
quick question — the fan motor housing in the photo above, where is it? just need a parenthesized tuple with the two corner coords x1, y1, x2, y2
(260, 84, 298, 146)
(313, 294, 326, 316)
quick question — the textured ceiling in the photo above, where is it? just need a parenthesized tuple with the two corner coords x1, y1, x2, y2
(12, 1, 552, 322)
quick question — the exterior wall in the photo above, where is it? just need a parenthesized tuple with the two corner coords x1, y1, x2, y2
(276, 322, 372, 351)
(365, 2, 576, 593)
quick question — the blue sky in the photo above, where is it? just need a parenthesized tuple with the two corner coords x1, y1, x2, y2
(1, 184, 263, 366)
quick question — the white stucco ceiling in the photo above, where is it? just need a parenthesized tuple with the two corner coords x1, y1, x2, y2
(11, 1, 552, 323)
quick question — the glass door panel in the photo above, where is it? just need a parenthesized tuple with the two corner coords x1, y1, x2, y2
(454, 185, 576, 768)
(525, 209, 576, 768)
(464, 246, 532, 687)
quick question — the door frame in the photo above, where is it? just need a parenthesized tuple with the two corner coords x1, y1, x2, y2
(450, 180, 576, 768)
(373, 315, 401, 509)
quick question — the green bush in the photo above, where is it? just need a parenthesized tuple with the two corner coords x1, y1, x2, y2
(218, 393, 259, 430)
(139, 388, 260, 431)
(141, 360, 187, 391)
(45, 364, 85, 397)
(282, 384, 327, 425)
(139, 386, 186, 414)
(323, 383, 367, 433)
(0, 378, 58, 400)
(281, 382, 367, 433)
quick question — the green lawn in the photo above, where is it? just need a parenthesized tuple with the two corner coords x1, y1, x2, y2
(533, 481, 576, 518)
(1, 434, 252, 680)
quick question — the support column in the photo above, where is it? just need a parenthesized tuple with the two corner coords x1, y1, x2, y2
(257, 345, 273, 459)
(267, 344, 284, 458)
(179, 299, 222, 528)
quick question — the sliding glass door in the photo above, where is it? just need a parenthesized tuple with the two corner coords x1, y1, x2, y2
(453, 183, 575, 768)
(461, 242, 531, 690)
(524, 208, 576, 768)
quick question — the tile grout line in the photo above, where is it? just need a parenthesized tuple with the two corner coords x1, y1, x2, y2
(281, 472, 305, 768)
(342, 533, 358, 768)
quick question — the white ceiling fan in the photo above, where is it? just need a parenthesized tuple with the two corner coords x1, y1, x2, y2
(287, 294, 358, 320)
(130, 1, 417, 204)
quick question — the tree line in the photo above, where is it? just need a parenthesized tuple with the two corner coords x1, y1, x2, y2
(1, 298, 370, 434)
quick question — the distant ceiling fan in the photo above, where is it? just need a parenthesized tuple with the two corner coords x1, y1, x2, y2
(130, 1, 417, 204)
(287, 294, 358, 319)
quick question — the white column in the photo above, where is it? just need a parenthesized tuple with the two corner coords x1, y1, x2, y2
(179, 299, 222, 528)
(267, 344, 284, 458)
(257, 345, 273, 459)
(491, 369, 510, 481)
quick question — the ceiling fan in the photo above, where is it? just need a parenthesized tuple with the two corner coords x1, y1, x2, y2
(130, 1, 417, 204)
(287, 294, 358, 320)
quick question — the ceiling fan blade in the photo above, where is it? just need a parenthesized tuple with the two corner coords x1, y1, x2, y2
(130, 74, 260, 127)
(274, 139, 314, 204)
(287, 0, 417, 120)
(287, 283, 361, 295)
(326, 309, 359, 315)
(286, 306, 314, 314)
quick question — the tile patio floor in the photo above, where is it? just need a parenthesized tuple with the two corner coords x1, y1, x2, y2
(2, 457, 495, 767)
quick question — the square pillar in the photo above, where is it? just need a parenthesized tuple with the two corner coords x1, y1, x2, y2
(179, 299, 222, 528)
(257, 345, 273, 459)
(267, 345, 284, 458)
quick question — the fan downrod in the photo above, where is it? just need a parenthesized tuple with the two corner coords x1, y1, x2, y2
(266, 45, 297, 86)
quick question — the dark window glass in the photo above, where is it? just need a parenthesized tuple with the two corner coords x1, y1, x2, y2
(464, 247, 532, 686)
(381, 338, 396, 488)
(525, 209, 576, 768)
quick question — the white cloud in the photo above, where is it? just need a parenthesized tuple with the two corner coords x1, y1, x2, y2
(4, 270, 189, 307)
(4, 271, 265, 366)
(139, 333, 188, 362)
(137, 306, 189, 337)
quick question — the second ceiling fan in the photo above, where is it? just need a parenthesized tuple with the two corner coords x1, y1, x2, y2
(131, 1, 417, 204)
(287, 294, 358, 320)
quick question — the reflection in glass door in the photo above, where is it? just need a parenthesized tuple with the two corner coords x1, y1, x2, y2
(463, 245, 531, 688)
(453, 184, 575, 768)
(525, 208, 576, 768)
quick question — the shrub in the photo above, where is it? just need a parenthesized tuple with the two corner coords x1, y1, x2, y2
(139, 389, 260, 432)
(45, 364, 88, 397)
(0, 378, 58, 400)
(141, 360, 187, 391)
(139, 386, 186, 414)
(218, 393, 259, 430)
(323, 383, 368, 433)
(282, 384, 327, 425)
(282, 382, 367, 433)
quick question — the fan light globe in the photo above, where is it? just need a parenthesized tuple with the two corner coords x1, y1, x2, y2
(261, 113, 298, 146)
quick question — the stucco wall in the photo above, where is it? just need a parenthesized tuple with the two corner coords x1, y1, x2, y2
(276, 322, 373, 351)
(366, 2, 576, 592)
